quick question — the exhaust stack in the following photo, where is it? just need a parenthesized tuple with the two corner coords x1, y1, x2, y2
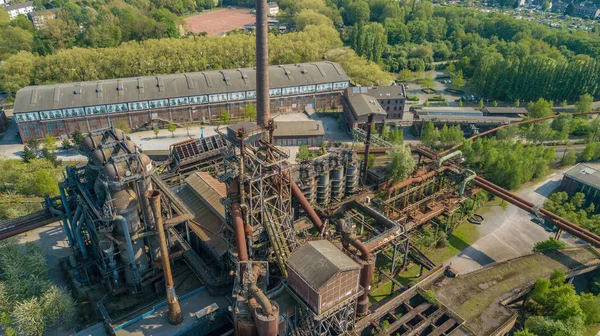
(146, 190, 183, 325)
(256, 0, 270, 127)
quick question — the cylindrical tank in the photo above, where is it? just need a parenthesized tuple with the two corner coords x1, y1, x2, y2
(104, 159, 149, 287)
(330, 155, 345, 201)
(316, 161, 330, 206)
(253, 300, 279, 336)
(345, 151, 359, 195)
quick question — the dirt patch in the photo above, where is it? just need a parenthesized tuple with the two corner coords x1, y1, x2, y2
(185, 8, 256, 35)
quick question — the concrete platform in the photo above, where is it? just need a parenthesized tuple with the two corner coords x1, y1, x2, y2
(113, 287, 230, 336)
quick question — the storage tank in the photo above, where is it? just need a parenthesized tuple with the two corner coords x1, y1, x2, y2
(298, 163, 316, 205)
(316, 160, 330, 206)
(329, 154, 345, 201)
(344, 151, 359, 196)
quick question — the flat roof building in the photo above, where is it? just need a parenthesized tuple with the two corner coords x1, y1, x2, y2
(13, 62, 350, 141)
(273, 120, 324, 146)
(481, 106, 527, 117)
(561, 164, 600, 201)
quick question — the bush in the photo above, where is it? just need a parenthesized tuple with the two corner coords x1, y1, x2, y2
(422, 290, 437, 305)
(436, 236, 449, 248)
(61, 139, 73, 150)
(534, 238, 567, 252)
(428, 95, 445, 101)
(406, 94, 419, 101)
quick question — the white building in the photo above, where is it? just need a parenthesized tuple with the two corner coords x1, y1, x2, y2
(267, 2, 279, 16)
(6, 1, 34, 20)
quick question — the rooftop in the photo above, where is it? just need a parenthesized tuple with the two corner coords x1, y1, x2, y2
(185, 172, 226, 219)
(418, 107, 480, 113)
(286, 240, 361, 290)
(29, 8, 58, 17)
(273, 120, 324, 137)
(14, 62, 350, 113)
(6, 1, 33, 10)
(348, 86, 405, 99)
(416, 115, 513, 123)
(347, 94, 387, 117)
(482, 107, 528, 114)
(564, 163, 600, 190)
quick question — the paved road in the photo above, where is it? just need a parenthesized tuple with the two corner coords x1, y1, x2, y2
(448, 165, 589, 274)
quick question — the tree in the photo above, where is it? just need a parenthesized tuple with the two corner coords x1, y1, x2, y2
(40, 285, 75, 326)
(423, 100, 429, 107)
(297, 145, 309, 161)
(457, 100, 463, 107)
(294, 9, 333, 31)
(397, 69, 413, 82)
(244, 103, 256, 121)
(167, 121, 177, 137)
(42, 135, 56, 152)
(219, 110, 230, 123)
(528, 98, 553, 119)
(561, 100, 568, 107)
(381, 123, 389, 140)
(381, 320, 390, 330)
(13, 297, 46, 336)
(451, 70, 466, 90)
(478, 98, 484, 108)
(421, 121, 439, 147)
(515, 99, 520, 107)
(61, 139, 73, 150)
(153, 126, 160, 138)
(421, 73, 435, 90)
(345, 0, 370, 25)
(21, 146, 37, 163)
(386, 145, 416, 182)
(493, 100, 498, 107)
(575, 94, 593, 113)
(71, 130, 84, 147)
(514, 330, 536, 336)
(561, 151, 577, 166)
(581, 142, 597, 161)
(0, 8, 10, 27)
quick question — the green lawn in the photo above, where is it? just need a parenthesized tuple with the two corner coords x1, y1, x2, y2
(369, 215, 485, 303)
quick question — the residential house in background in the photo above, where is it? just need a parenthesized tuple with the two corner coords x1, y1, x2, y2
(572, 3, 600, 18)
(29, 8, 58, 29)
(267, 2, 279, 16)
(5, 1, 34, 19)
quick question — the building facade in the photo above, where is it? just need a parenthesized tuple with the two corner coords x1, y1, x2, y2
(29, 8, 58, 29)
(343, 85, 406, 128)
(273, 120, 324, 146)
(267, 2, 279, 16)
(13, 62, 350, 141)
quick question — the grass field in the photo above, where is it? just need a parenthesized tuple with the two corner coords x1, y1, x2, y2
(369, 219, 482, 303)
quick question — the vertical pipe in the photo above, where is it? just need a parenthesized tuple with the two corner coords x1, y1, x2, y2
(146, 190, 183, 325)
(362, 114, 374, 185)
(74, 210, 88, 260)
(60, 186, 73, 227)
(256, 0, 270, 127)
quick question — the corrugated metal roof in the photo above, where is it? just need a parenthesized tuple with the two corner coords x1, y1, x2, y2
(14, 62, 350, 113)
(274, 120, 324, 137)
(418, 107, 479, 113)
(175, 185, 228, 257)
(564, 163, 600, 190)
(347, 94, 387, 117)
(286, 240, 360, 290)
(185, 172, 226, 220)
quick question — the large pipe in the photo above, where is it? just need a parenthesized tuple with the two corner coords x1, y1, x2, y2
(362, 114, 375, 184)
(114, 215, 138, 279)
(291, 180, 324, 233)
(387, 166, 452, 198)
(230, 179, 249, 261)
(146, 190, 183, 325)
(337, 219, 374, 316)
(73, 208, 88, 259)
(256, 0, 270, 126)
(459, 169, 476, 196)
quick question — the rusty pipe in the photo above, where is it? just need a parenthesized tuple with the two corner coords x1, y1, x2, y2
(291, 180, 325, 233)
(249, 285, 273, 316)
(146, 190, 183, 325)
(230, 179, 249, 262)
(387, 166, 452, 198)
(336, 219, 374, 316)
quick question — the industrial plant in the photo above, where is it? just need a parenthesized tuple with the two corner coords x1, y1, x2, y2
(2, 0, 600, 336)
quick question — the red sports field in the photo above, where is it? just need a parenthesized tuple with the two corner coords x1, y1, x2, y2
(185, 8, 256, 35)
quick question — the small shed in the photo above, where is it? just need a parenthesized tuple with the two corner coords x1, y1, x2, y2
(286, 240, 361, 315)
(273, 120, 324, 146)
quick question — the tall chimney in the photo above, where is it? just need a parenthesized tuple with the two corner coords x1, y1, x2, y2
(146, 190, 183, 325)
(256, 0, 270, 127)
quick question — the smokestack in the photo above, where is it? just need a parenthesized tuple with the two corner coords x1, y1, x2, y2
(362, 114, 374, 185)
(256, 0, 270, 127)
(146, 190, 183, 325)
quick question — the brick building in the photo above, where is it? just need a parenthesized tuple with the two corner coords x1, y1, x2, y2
(13, 62, 350, 141)
(343, 85, 406, 128)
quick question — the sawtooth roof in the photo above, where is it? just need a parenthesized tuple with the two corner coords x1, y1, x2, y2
(14, 62, 349, 113)
(286, 240, 360, 290)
